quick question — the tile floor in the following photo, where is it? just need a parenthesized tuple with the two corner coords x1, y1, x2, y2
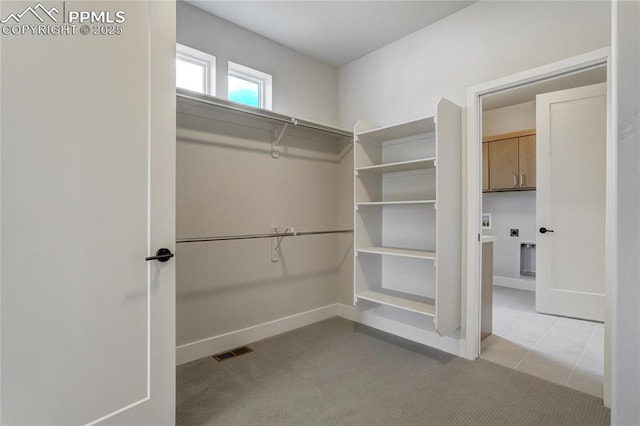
(481, 285, 604, 398)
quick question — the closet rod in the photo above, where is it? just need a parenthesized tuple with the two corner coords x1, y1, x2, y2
(176, 229, 353, 244)
(176, 90, 353, 139)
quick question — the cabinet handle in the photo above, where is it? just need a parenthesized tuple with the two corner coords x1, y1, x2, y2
(520, 174, 525, 187)
(513, 175, 517, 187)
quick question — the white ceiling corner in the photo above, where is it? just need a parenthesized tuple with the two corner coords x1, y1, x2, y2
(184, 1, 477, 67)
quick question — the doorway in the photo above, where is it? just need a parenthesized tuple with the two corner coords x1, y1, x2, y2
(481, 70, 607, 398)
(465, 48, 614, 405)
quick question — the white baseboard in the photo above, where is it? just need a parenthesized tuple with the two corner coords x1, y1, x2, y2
(336, 303, 464, 358)
(176, 304, 338, 365)
(336, 302, 355, 319)
(493, 275, 536, 292)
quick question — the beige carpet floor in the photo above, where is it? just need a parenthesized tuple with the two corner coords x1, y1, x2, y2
(177, 317, 610, 425)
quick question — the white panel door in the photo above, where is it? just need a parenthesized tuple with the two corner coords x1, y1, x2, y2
(536, 83, 606, 321)
(0, 1, 175, 424)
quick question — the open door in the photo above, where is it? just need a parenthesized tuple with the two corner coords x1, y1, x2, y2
(0, 1, 176, 424)
(536, 83, 607, 321)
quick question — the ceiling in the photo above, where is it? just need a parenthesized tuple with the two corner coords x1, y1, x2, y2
(482, 65, 607, 111)
(185, 1, 476, 67)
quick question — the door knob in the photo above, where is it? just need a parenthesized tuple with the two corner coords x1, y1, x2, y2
(539, 227, 554, 234)
(145, 248, 174, 262)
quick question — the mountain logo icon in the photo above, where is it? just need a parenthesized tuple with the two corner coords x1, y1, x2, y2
(1, 2, 59, 24)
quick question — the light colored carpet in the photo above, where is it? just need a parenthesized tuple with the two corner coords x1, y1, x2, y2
(176, 317, 610, 425)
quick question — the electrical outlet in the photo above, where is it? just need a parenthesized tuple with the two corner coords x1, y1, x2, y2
(510, 228, 519, 237)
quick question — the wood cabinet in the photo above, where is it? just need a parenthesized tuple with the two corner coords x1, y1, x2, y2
(483, 129, 536, 192)
(482, 142, 489, 191)
(353, 98, 462, 338)
(518, 134, 536, 189)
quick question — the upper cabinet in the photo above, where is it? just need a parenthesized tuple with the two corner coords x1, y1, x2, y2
(483, 129, 536, 192)
(517, 134, 536, 189)
(482, 142, 490, 191)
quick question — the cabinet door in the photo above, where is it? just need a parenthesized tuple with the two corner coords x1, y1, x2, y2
(489, 137, 519, 190)
(518, 135, 536, 189)
(482, 142, 490, 191)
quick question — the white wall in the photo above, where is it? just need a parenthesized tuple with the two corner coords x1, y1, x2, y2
(175, 100, 347, 363)
(613, 1, 640, 424)
(175, 1, 347, 362)
(483, 101, 536, 137)
(177, 1, 339, 127)
(337, 1, 611, 129)
(482, 191, 536, 284)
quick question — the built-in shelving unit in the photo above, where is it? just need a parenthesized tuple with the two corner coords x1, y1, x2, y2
(353, 98, 462, 338)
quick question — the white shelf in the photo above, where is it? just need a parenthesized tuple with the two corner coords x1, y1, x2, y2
(356, 200, 436, 206)
(356, 291, 436, 317)
(357, 246, 436, 260)
(356, 117, 435, 142)
(177, 89, 353, 139)
(356, 158, 436, 174)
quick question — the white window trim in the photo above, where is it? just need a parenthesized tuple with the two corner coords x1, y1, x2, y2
(176, 43, 216, 96)
(228, 61, 272, 110)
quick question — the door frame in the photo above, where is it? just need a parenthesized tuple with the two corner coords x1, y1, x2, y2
(464, 47, 614, 406)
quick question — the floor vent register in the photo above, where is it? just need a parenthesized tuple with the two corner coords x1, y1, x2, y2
(212, 346, 254, 362)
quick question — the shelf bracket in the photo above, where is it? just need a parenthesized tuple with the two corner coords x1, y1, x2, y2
(271, 226, 295, 262)
(272, 122, 289, 159)
(271, 226, 282, 262)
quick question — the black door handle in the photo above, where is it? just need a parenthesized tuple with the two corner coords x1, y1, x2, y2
(145, 248, 174, 262)
(539, 227, 554, 234)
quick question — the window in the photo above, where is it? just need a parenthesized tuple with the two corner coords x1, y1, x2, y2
(228, 61, 272, 110)
(176, 43, 215, 96)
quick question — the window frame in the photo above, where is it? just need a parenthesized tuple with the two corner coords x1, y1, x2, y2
(176, 43, 216, 96)
(228, 61, 272, 110)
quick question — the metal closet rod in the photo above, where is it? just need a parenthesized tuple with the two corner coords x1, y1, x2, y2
(176, 90, 353, 139)
(176, 229, 354, 244)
